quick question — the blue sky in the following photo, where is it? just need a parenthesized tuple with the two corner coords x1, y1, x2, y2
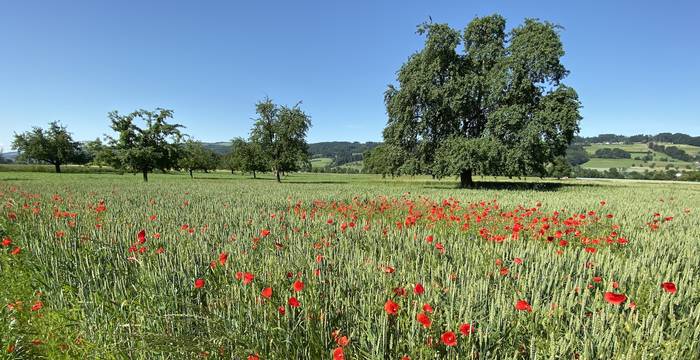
(1, 0, 698, 151)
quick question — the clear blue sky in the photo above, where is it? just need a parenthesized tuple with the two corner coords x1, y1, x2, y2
(1, 0, 699, 151)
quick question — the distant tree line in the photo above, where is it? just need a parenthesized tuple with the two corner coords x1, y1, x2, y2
(594, 148, 632, 159)
(648, 142, 699, 162)
(575, 133, 700, 147)
(11, 98, 312, 182)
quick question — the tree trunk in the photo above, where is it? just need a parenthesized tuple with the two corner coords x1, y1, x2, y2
(142, 170, 148, 182)
(231, 169, 234, 174)
(459, 169, 473, 188)
(54, 163, 61, 173)
(189, 169, 193, 178)
(276, 170, 281, 182)
(252, 170, 256, 179)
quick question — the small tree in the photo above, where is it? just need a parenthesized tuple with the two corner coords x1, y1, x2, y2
(225, 138, 266, 178)
(363, 144, 407, 177)
(106, 108, 185, 182)
(179, 140, 219, 178)
(250, 98, 311, 182)
(549, 156, 572, 179)
(12, 121, 86, 173)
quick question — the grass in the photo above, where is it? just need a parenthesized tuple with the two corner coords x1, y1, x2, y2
(1, 172, 699, 358)
(310, 157, 334, 169)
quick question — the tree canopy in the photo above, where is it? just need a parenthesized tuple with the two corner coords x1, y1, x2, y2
(223, 138, 267, 178)
(383, 15, 581, 187)
(105, 108, 185, 182)
(179, 140, 219, 177)
(12, 121, 88, 173)
(250, 98, 311, 182)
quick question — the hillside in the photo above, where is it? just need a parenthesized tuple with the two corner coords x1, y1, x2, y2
(577, 142, 700, 172)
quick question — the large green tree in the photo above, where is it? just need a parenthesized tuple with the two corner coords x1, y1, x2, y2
(12, 121, 87, 173)
(105, 108, 185, 182)
(250, 98, 311, 182)
(383, 15, 581, 187)
(179, 140, 219, 178)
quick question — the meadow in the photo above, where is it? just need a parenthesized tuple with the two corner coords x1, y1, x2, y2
(1, 172, 699, 359)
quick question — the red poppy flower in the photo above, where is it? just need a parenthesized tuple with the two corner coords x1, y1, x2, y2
(155, 247, 165, 254)
(425, 235, 434, 243)
(603, 292, 627, 305)
(261, 287, 272, 299)
(243, 272, 255, 285)
(513, 257, 523, 265)
(194, 278, 205, 289)
(293, 280, 304, 292)
(219, 252, 229, 266)
(414, 283, 425, 295)
(247, 355, 259, 360)
(31, 301, 43, 311)
(416, 312, 431, 328)
(10, 247, 20, 255)
(260, 229, 270, 237)
(592, 276, 602, 283)
(332, 347, 345, 360)
(1, 237, 11, 247)
(499, 267, 509, 276)
(661, 282, 677, 294)
(459, 323, 475, 336)
(288, 297, 301, 308)
(137, 230, 146, 244)
(336, 335, 349, 347)
(441, 331, 457, 346)
(384, 299, 399, 315)
(278, 306, 286, 315)
(515, 300, 532, 312)
(422, 303, 433, 313)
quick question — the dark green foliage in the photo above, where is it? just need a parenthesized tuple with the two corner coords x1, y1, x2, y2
(575, 133, 700, 147)
(105, 108, 185, 182)
(566, 145, 590, 165)
(593, 148, 631, 159)
(179, 141, 219, 177)
(362, 144, 407, 177)
(223, 138, 267, 178)
(648, 142, 696, 162)
(12, 121, 88, 173)
(549, 156, 572, 179)
(250, 98, 312, 182)
(383, 15, 581, 187)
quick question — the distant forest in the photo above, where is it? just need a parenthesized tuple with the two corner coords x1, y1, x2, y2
(574, 133, 700, 146)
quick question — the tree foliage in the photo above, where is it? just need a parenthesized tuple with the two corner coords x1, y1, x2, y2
(105, 108, 185, 182)
(250, 98, 311, 182)
(363, 144, 407, 177)
(594, 148, 631, 159)
(12, 121, 87, 173)
(383, 15, 581, 187)
(179, 140, 219, 177)
(224, 138, 267, 178)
